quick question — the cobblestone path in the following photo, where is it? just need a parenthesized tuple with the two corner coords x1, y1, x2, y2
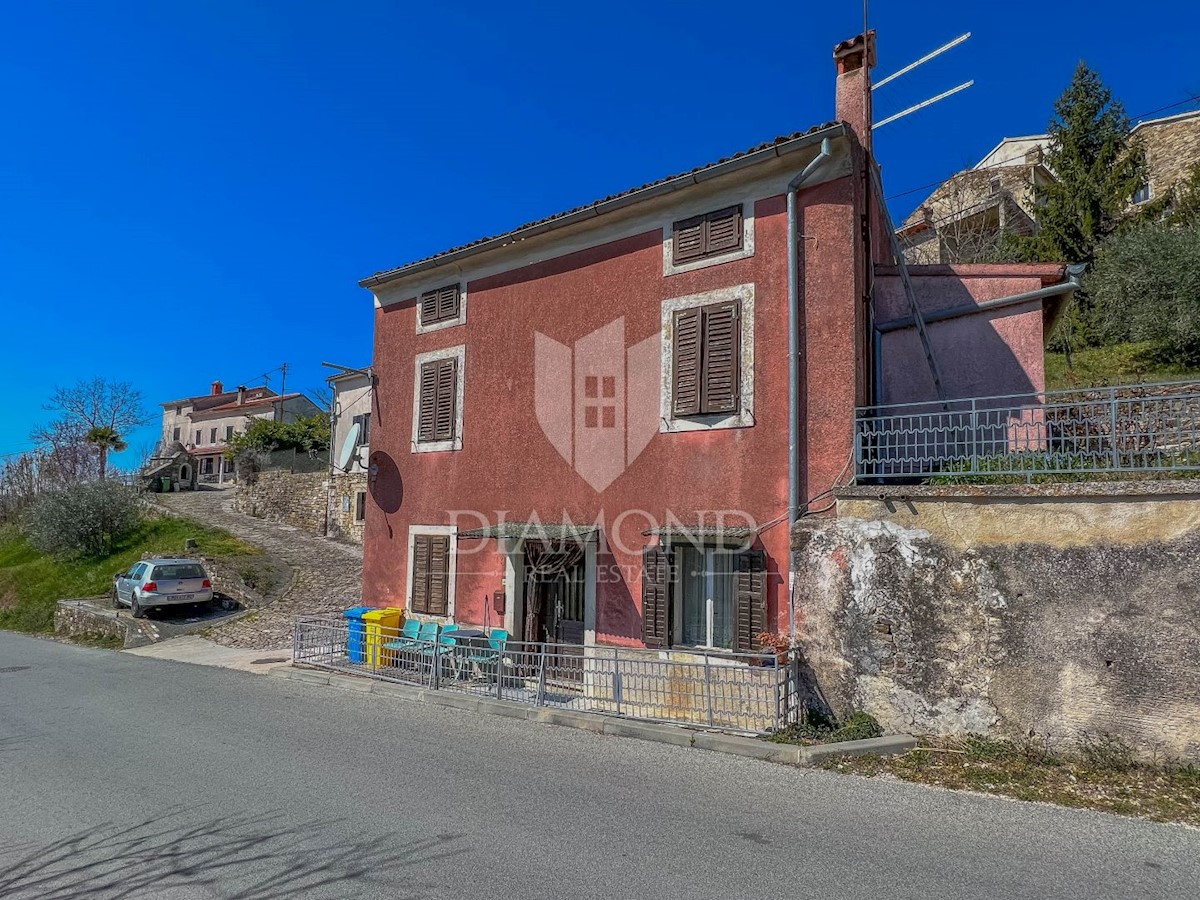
(153, 488, 362, 650)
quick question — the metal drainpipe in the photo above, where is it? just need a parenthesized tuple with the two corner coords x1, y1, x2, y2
(787, 138, 833, 527)
(785, 136, 833, 647)
(874, 264, 1086, 333)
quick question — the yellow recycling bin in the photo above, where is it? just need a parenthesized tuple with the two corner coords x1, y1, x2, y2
(363, 607, 404, 669)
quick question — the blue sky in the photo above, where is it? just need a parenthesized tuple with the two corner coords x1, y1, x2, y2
(1, 1, 1196, 466)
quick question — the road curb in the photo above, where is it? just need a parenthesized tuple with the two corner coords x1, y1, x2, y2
(275, 664, 915, 767)
(798, 734, 918, 764)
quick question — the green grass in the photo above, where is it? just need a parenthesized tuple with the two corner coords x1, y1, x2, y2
(1046, 341, 1200, 391)
(0, 515, 259, 634)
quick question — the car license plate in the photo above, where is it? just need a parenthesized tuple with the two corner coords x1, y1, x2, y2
(174, 593, 193, 601)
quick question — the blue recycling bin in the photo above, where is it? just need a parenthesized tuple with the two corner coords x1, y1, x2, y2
(343, 606, 372, 664)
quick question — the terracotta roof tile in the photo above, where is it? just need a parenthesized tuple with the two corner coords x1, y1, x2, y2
(360, 121, 843, 288)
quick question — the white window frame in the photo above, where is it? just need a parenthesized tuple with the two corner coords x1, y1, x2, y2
(411, 344, 466, 453)
(672, 543, 737, 651)
(662, 196, 756, 276)
(415, 283, 468, 334)
(660, 283, 755, 433)
(405, 524, 458, 622)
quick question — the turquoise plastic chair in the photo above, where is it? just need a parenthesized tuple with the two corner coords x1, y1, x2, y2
(466, 628, 509, 666)
(420, 623, 457, 658)
(406, 620, 439, 655)
(382, 618, 421, 651)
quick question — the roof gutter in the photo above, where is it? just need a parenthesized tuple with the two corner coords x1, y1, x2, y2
(359, 124, 846, 290)
(874, 263, 1085, 333)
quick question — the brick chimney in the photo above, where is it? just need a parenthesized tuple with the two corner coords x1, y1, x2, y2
(236, 385, 246, 406)
(834, 31, 877, 153)
(211, 380, 224, 396)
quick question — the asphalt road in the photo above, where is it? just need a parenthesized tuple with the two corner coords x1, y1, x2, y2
(2, 632, 1198, 900)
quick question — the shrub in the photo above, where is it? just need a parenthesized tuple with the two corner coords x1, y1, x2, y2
(769, 706, 884, 745)
(1088, 221, 1200, 366)
(24, 481, 141, 558)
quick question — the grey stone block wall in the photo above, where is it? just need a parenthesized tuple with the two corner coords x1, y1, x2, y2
(233, 470, 328, 536)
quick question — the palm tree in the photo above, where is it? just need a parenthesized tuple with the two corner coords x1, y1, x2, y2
(84, 425, 127, 480)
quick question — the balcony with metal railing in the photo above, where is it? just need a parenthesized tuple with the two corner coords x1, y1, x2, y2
(855, 380, 1200, 484)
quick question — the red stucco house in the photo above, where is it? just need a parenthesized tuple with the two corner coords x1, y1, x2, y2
(355, 33, 1074, 657)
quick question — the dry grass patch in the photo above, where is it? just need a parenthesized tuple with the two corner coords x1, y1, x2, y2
(825, 733, 1200, 826)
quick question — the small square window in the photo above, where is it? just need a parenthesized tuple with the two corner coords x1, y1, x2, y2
(672, 206, 743, 265)
(419, 284, 462, 327)
(1133, 183, 1151, 204)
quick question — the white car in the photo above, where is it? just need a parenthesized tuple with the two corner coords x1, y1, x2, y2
(113, 558, 214, 619)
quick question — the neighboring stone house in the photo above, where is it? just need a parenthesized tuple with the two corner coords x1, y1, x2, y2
(353, 31, 1071, 658)
(327, 367, 374, 544)
(1133, 109, 1200, 207)
(139, 441, 197, 492)
(899, 109, 1200, 263)
(157, 380, 321, 485)
(898, 137, 1054, 264)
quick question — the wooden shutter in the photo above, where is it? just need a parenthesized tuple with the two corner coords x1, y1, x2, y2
(700, 301, 741, 414)
(419, 284, 460, 325)
(704, 206, 743, 254)
(417, 362, 438, 443)
(418, 358, 458, 444)
(672, 308, 702, 416)
(434, 358, 457, 441)
(428, 534, 450, 616)
(733, 548, 767, 653)
(411, 533, 451, 615)
(672, 214, 705, 264)
(641, 545, 673, 649)
(411, 534, 431, 614)
(436, 285, 459, 321)
(672, 206, 743, 265)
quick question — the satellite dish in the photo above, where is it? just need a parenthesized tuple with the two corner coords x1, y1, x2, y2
(336, 423, 361, 472)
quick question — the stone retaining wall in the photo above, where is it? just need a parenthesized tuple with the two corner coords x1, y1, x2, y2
(54, 600, 151, 649)
(233, 470, 328, 536)
(794, 481, 1200, 761)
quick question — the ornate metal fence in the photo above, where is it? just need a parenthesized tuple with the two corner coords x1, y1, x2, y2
(856, 381, 1200, 482)
(293, 616, 803, 735)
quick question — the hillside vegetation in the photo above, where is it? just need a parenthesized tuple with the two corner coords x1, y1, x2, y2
(1046, 342, 1200, 391)
(0, 514, 258, 634)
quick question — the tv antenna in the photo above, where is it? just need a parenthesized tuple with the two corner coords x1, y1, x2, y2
(872, 32, 973, 130)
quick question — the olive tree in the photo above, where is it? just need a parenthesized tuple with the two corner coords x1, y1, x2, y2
(25, 481, 141, 558)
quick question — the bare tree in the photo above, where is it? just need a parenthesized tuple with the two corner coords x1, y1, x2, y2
(29, 419, 96, 486)
(38, 378, 146, 479)
(899, 165, 1043, 265)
